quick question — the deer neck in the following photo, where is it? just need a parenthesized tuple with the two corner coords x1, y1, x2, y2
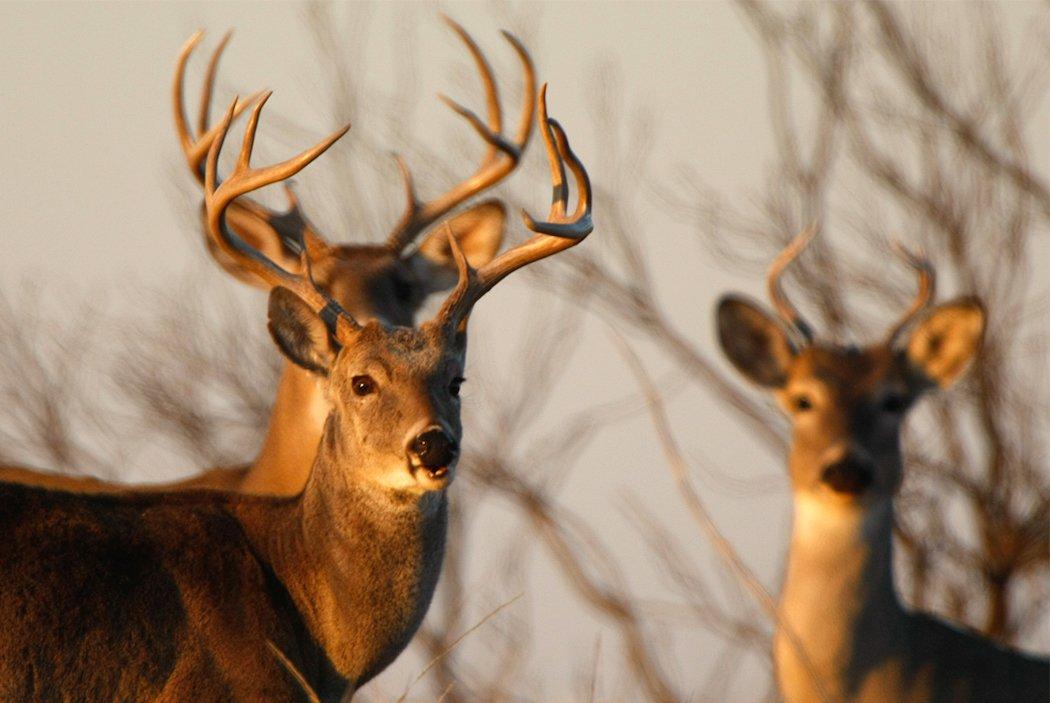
(776, 493, 907, 701)
(243, 361, 330, 496)
(237, 412, 448, 689)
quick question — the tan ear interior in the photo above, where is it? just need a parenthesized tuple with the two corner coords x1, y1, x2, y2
(203, 204, 305, 289)
(417, 200, 506, 269)
(905, 300, 985, 388)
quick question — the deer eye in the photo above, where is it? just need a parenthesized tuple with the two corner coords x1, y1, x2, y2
(449, 377, 465, 398)
(792, 394, 813, 412)
(881, 393, 907, 414)
(351, 375, 377, 397)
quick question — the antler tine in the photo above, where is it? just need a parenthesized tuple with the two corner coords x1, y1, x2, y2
(886, 241, 936, 346)
(197, 30, 233, 138)
(441, 15, 502, 166)
(767, 225, 817, 344)
(500, 30, 536, 148)
(204, 96, 358, 337)
(173, 31, 264, 183)
(386, 19, 537, 253)
(173, 31, 205, 158)
(521, 85, 592, 237)
(436, 86, 593, 332)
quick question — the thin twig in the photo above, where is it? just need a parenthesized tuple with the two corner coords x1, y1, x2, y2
(395, 593, 524, 703)
(267, 640, 322, 703)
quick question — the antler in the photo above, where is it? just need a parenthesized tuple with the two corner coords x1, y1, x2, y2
(436, 85, 593, 332)
(386, 16, 537, 253)
(204, 95, 358, 338)
(886, 241, 936, 346)
(174, 31, 329, 261)
(767, 225, 817, 344)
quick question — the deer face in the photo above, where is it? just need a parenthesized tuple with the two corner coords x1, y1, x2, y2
(268, 287, 466, 493)
(717, 295, 984, 506)
(772, 343, 915, 501)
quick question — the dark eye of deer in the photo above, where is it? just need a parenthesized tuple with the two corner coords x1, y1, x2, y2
(792, 395, 813, 412)
(351, 375, 377, 397)
(449, 377, 465, 398)
(881, 393, 907, 413)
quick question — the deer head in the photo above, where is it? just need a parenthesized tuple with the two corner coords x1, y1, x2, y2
(717, 228, 985, 505)
(203, 82, 591, 494)
(174, 19, 536, 328)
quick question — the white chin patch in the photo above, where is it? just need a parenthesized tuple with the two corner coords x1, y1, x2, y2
(373, 463, 425, 492)
(410, 461, 454, 491)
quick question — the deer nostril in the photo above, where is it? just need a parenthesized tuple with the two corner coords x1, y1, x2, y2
(821, 457, 874, 495)
(411, 429, 458, 469)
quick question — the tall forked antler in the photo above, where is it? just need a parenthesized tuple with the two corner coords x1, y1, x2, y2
(204, 95, 357, 338)
(174, 31, 329, 260)
(436, 85, 593, 331)
(886, 242, 936, 346)
(386, 16, 537, 253)
(767, 225, 818, 345)
(766, 226, 936, 347)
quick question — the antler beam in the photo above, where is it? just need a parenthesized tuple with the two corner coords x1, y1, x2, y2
(437, 85, 593, 332)
(767, 225, 817, 345)
(886, 241, 936, 346)
(204, 95, 357, 337)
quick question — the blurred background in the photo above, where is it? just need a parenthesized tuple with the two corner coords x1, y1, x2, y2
(1, 2, 1048, 700)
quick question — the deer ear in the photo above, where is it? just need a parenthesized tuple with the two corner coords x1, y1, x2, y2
(716, 295, 797, 388)
(903, 297, 985, 388)
(203, 204, 306, 289)
(267, 287, 337, 376)
(407, 200, 506, 294)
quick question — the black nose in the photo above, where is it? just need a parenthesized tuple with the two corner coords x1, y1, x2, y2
(411, 429, 458, 469)
(821, 457, 874, 495)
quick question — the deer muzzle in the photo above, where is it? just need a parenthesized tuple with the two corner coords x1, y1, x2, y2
(820, 456, 874, 495)
(410, 428, 459, 477)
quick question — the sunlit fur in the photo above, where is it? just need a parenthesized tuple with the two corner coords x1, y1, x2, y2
(0, 315, 465, 701)
(718, 296, 1048, 703)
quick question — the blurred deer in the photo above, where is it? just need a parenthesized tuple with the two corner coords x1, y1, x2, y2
(0, 19, 535, 495)
(716, 228, 1048, 703)
(0, 78, 591, 700)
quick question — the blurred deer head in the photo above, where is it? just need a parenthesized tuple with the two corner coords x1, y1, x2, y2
(717, 228, 984, 505)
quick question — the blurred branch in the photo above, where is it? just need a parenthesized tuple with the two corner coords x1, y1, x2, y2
(863, 0, 1050, 220)
(616, 334, 833, 703)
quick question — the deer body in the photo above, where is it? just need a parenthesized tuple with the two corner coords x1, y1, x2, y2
(717, 230, 1049, 703)
(0, 361, 322, 494)
(0, 417, 446, 701)
(177, 360, 329, 494)
(778, 494, 1047, 702)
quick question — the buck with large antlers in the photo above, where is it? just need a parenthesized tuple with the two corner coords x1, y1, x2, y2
(716, 228, 1048, 702)
(0, 20, 535, 495)
(0, 49, 591, 700)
